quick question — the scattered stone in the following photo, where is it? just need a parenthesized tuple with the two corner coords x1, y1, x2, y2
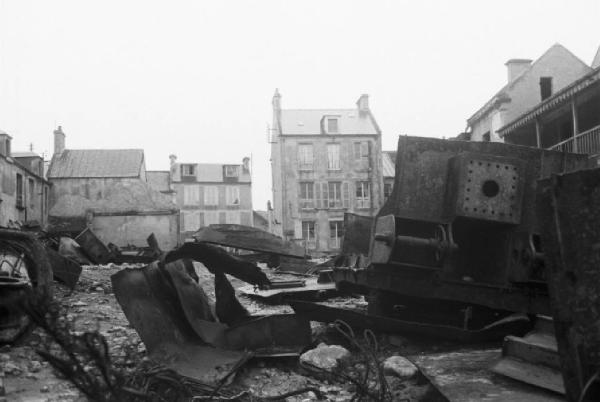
(40, 385, 50, 393)
(72, 301, 87, 307)
(300, 343, 350, 371)
(28, 361, 42, 373)
(3, 362, 21, 376)
(0, 354, 8, 363)
(382, 355, 418, 379)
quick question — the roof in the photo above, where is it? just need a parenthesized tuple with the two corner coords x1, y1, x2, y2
(48, 149, 144, 178)
(253, 210, 269, 223)
(12, 152, 42, 158)
(382, 151, 396, 177)
(175, 162, 251, 183)
(146, 171, 171, 192)
(499, 65, 600, 137)
(467, 44, 590, 125)
(280, 109, 380, 135)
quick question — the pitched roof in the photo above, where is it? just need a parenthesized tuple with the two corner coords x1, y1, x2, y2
(467, 43, 591, 125)
(280, 109, 380, 135)
(382, 151, 396, 177)
(48, 149, 144, 178)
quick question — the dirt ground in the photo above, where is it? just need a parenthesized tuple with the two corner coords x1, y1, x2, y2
(1, 263, 442, 401)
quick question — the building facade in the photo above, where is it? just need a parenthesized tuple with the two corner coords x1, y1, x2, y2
(47, 127, 179, 250)
(382, 151, 396, 204)
(170, 156, 253, 239)
(0, 131, 50, 226)
(467, 44, 592, 142)
(270, 90, 384, 254)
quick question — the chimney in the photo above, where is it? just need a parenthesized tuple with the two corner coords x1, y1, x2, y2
(272, 88, 281, 111)
(242, 156, 250, 173)
(357, 94, 369, 113)
(0, 130, 12, 157)
(505, 59, 532, 83)
(169, 154, 177, 166)
(53, 126, 65, 156)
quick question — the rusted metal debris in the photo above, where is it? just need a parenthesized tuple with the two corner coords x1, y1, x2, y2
(112, 243, 310, 384)
(0, 229, 53, 343)
(238, 278, 337, 304)
(537, 168, 600, 402)
(341, 212, 373, 257)
(46, 247, 82, 290)
(290, 300, 531, 343)
(75, 227, 112, 264)
(193, 224, 307, 259)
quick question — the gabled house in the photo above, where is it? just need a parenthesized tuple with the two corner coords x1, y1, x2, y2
(47, 126, 179, 249)
(467, 44, 592, 142)
(169, 155, 253, 240)
(270, 90, 384, 254)
(0, 131, 50, 226)
(498, 64, 600, 161)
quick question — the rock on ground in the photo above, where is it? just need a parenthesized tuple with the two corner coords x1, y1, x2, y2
(300, 343, 351, 371)
(383, 355, 418, 379)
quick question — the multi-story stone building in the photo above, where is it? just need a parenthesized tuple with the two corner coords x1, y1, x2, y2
(0, 130, 50, 226)
(270, 90, 383, 254)
(467, 43, 591, 142)
(170, 156, 253, 239)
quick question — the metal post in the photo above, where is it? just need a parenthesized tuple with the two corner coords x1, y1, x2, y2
(571, 97, 579, 153)
(535, 118, 542, 148)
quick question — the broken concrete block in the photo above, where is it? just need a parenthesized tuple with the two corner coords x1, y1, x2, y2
(300, 343, 350, 371)
(382, 355, 418, 379)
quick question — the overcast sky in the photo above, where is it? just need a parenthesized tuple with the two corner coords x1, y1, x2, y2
(0, 0, 599, 209)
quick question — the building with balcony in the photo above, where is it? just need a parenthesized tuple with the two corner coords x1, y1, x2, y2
(498, 62, 600, 160)
(270, 90, 384, 254)
(170, 156, 253, 240)
(467, 44, 592, 142)
(0, 130, 50, 226)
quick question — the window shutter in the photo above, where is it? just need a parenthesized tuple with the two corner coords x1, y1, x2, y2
(322, 183, 329, 209)
(342, 182, 349, 208)
(315, 182, 321, 208)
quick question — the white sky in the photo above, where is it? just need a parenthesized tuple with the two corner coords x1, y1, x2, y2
(0, 0, 599, 209)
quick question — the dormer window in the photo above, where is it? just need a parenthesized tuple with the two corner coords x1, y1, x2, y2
(540, 77, 553, 101)
(224, 165, 239, 177)
(327, 118, 339, 134)
(181, 164, 196, 176)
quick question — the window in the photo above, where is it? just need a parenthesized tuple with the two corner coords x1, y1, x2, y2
(328, 182, 342, 208)
(225, 165, 239, 177)
(28, 178, 35, 209)
(329, 220, 344, 249)
(302, 221, 316, 249)
(327, 143, 340, 170)
(181, 164, 196, 176)
(204, 211, 219, 226)
(183, 185, 200, 206)
(16, 173, 23, 208)
(226, 211, 241, 224)
(183, 210, 200, 232)
(384, 183, 393, 201)
(226, 186, 240, 205)
(353, 142, 369, 159)
(540, 77, 553, 101)
(204, 186, 218, 206)
(298, 144, 314, 170)
(327, 118, 339, 133)
(316, 182, 349, 209)
(299, 182, 314, 209)
(356, 181, 371, 209)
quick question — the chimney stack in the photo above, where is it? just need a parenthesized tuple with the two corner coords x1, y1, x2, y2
(54, 126, 65, 156)
(169, 154, 177, 166)
(0, 130, 12, 157)
(357, 94, 369, 113)
(505, 59, 532, 83)
(242, 156, 250, 173)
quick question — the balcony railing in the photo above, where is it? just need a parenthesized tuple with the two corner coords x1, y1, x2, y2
(548, 124, 600, 156)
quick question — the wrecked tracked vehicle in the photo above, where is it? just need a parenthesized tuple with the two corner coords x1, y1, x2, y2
(333, 136, 591, 328)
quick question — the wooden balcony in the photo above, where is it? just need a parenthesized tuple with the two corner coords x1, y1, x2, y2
(548, 124, 600, 156)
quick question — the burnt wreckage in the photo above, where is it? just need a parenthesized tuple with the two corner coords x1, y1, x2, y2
(333, 136, 590, 326)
